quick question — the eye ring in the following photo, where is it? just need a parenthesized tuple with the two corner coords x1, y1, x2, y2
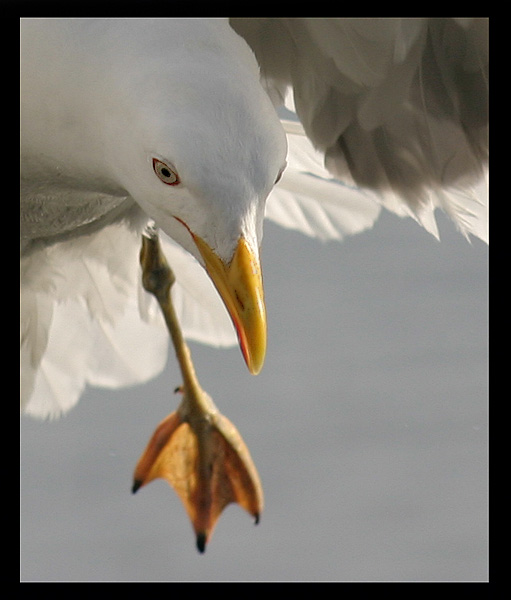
(152, 158, 180, 186)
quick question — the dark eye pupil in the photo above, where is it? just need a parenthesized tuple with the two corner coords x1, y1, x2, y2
(161, 168, 171, 178)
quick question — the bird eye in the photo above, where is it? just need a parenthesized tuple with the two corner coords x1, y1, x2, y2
(153, 158, 180, 186)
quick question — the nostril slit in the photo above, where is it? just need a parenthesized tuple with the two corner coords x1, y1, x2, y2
(235, 290, 245, 310)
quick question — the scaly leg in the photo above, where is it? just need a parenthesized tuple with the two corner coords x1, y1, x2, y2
(133, 227, 263, 552)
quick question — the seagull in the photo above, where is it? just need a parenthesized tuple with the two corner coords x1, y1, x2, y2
(20, 18, 488, 550)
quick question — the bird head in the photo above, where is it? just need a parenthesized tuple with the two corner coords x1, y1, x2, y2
(108, 50, 288, 374)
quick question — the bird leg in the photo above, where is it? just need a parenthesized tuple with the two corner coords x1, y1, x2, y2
(133, 228, 263, 553)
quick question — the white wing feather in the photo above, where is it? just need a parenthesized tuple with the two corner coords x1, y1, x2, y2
(232, 18, 488, 242)
(267, 120, 382, 240)
(20, 219, 236, 418)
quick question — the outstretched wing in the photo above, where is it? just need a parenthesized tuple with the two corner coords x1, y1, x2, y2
(20, 219, 237, 419)
(233, 18, 488, 242)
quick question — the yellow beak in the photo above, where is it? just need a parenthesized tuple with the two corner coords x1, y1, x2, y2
(191, 233, 266, 375)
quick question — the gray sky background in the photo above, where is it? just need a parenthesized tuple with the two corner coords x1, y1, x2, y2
(20, 209, 488, 582)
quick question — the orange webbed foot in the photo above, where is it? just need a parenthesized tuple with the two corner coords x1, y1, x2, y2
(132, 388, 263, 552)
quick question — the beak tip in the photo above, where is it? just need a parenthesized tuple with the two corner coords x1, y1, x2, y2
(247, 356, 264, 376)
(238, 324, 266, 375)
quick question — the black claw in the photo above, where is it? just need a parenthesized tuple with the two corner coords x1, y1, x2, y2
(196, 533, 207, 553)
(254, 513, 260, 525)
(132, 479, 142, 494)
